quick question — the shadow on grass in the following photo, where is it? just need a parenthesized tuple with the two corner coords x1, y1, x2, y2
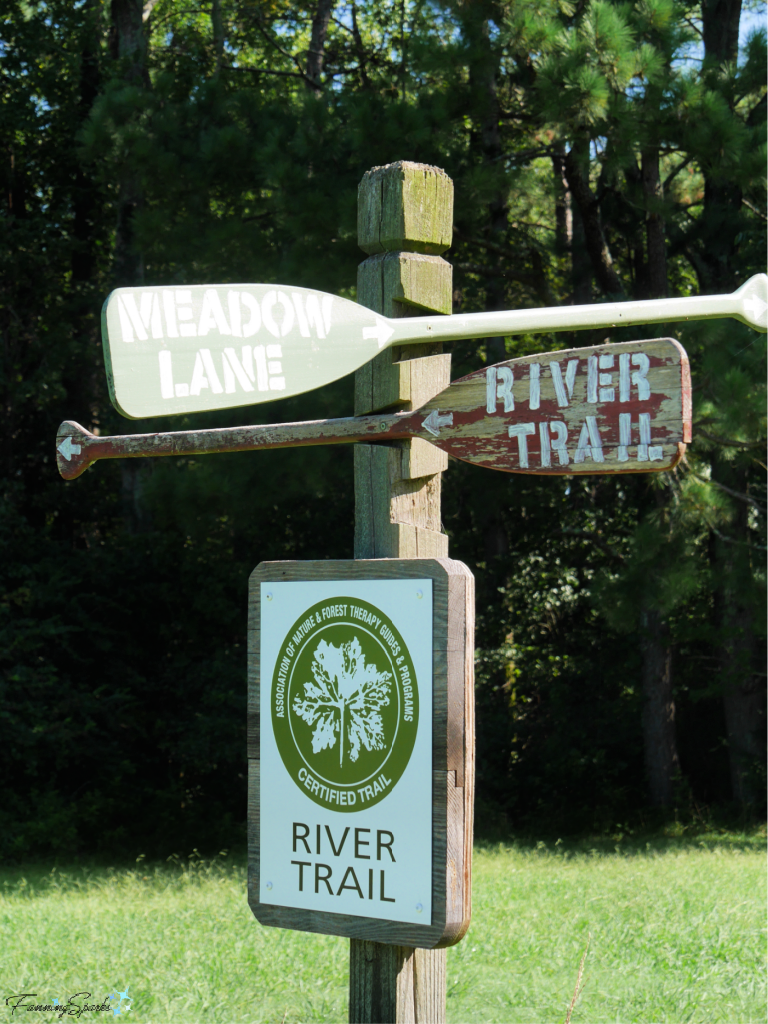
(473, 829, 767, 858)
(3, 818, 765, 897)
(0, 846, 249, 894)
(473, 800, 767, 857)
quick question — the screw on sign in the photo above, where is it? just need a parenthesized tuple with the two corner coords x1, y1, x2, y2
(100, 274, 766, 417)
(56, 337, 690, 480)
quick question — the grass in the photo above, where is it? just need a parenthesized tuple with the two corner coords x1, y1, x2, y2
(1, 833, 765, 1024)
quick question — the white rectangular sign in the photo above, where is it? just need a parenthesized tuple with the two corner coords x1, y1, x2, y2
(259, 578, 433, 926)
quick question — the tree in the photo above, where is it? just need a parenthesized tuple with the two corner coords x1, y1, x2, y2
(695, 3, 767, 805)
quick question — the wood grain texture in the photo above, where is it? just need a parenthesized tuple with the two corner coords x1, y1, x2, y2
(355, 253, 451, 415)
(247, 558, 474, 950)
(412, 336, 690, 474)
(401, 438, 449, 480)
(358, 252, 452, 319)
(349, 941, 447, 1024)
(352, 446, 446, 557)
(354, 162, 452, 564)
(357, 162, 453, 256)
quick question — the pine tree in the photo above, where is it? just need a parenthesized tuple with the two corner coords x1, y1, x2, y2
(694, 3, 766, 804)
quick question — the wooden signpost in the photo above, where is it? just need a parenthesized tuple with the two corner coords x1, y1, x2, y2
(56, 157, 764, 1024)
(100, 272, 765, 418)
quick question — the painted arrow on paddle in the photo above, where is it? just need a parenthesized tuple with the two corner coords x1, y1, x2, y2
(101, 275, 764, 419)
(59, 337, 691, 481)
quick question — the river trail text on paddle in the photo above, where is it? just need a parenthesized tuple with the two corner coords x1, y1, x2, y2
(101, 275, 765, 418)
(58, 336, 691, 481)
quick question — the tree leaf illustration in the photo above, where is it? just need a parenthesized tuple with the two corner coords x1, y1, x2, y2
(292, 636, 392, 767)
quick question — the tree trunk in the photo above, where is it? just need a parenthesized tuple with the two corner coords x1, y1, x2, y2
(697, 0, 744, 292)
(702, 0, 742, 64)
(634, 145, 680, 808)
(551, 147, 572, 261)
(699, 0, 762, 801)
(641, 147, 666, 299)
(641, 610, 680, 806)
(722, 620, 762, 805)
(64, 1, 104, 434)
(564, 137, 623, 297)
(717, 469, 764, 804)
(460, 8, 509, 363)
(570, 200, 592, 305)
(110, 0, 148, 80)
(306, 0, 335, 91)
(110, 0, 149, 289)
(72, 1, 101, 286)
(111, 0, 150, 531)
(211, 0, 225, 75)
(3, 144, 26, 223)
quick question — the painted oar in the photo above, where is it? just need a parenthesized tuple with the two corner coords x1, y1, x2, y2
(102, 274, 765, 419)
(59, 337, 691, 481)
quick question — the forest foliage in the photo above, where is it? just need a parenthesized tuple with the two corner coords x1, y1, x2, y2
(0, 0, 765, 858)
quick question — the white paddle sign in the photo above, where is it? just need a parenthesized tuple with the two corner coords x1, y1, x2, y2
(102, 275, 765, 419)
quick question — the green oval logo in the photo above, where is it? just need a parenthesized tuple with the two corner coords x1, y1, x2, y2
(272, 597, 419, 811)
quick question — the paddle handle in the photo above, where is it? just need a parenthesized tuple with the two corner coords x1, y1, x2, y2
(56, 414, 414, 480)
(390, 274, 768, 345)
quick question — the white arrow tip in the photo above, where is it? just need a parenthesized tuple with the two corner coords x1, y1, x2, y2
(57, 436, 82, 461)
(362, 318, 395, 349)
(422, 409, 453, 437)
(422, 411, 440, 436)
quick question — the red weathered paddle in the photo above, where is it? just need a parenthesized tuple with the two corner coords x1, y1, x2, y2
(57, 337, 691, 481)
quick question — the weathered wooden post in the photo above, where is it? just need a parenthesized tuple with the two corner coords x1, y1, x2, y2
(354, 161, 453, 561)
(350, 161, 464, 1024)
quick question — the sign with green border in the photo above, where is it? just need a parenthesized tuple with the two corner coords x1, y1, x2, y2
(272, 597, 419, 813)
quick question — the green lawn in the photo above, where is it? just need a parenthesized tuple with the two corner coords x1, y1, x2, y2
(1, 836, 765, 1023)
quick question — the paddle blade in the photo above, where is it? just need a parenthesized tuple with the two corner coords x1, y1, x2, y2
(56, 421, 98, 480)
(408, 338, 691, 475)
(102, 284, 394, 419)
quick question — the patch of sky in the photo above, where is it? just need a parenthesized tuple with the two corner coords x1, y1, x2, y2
(741, 0, 767, 46)
(739, 3, 767, 64)
(672, 1, 765, 71)
(335, 4, 355, 31)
